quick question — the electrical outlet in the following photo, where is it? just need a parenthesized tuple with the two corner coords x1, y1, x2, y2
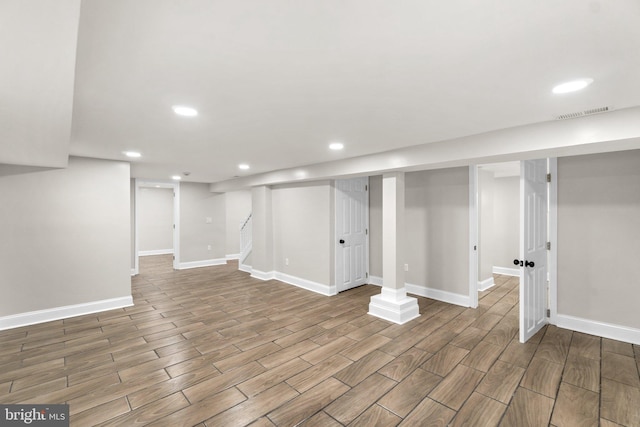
(285, 258, 289, 266)
(404, 263, 409, 272)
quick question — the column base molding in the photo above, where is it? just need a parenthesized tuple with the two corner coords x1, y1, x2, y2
(368, 287, 420, 325)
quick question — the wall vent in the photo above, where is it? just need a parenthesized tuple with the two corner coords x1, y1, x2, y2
(555, 106, 610, 120)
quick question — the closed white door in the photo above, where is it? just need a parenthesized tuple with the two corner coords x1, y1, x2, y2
(519, 159, 548, 343)
(335, 177, 369, 292)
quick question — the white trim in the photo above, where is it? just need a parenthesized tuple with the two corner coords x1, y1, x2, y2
(548, 157, 558, 325)
(176, 258, 226, 270)
(406, 282, 472, 307)
(239, 263, 252, 273)
(131, 268, 138, 276)
(251, 269, 275, 281)
(492, 266, 520, 277)
(368, 275, 383, 286)
(139, 249, 174, 256)
(225, 253, 240, 260)
(0, 296, 134, 331)
(368, 287, 420, 324)
(556, 314, 640, 345)
(274, 272, 336, 296)
(469, 165, 479, 308)
(478, 276, 495, 291)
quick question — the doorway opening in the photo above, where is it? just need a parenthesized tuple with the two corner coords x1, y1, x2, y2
(469, 159, 558, 343)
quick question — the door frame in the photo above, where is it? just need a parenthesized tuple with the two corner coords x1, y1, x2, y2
(334, 177, 370, 293)
(468, 160, 559, 337)
(133, 179, 180, 275)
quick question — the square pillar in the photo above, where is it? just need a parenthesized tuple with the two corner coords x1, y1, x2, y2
(368, 172, 420, 324)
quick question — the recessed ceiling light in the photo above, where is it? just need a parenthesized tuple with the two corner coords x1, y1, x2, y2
(552, 78, 594, 94)
(238, 163, 250, 170)
(171, 175, 181, 180)
(172, 105, 198, 117)
(329, 142, 344, 151)
(123, 151, 141, 158)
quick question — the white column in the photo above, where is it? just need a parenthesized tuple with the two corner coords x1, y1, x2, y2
(368, 172, 420, 324)
(250, 186, 274, 280)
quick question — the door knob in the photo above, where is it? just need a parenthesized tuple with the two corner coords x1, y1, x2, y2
(513, 259, 523, 267)
(525, 260, 535, 268)
(339, 239, 345, 244)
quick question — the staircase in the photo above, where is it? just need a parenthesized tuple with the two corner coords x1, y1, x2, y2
(239, 213, 252, 272)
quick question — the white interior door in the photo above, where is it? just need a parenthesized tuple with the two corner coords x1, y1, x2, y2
(519, 159, 548, 342)
(335, 177, 369, 292)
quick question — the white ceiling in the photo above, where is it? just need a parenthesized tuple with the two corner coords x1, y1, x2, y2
(3, 1, 640, 185)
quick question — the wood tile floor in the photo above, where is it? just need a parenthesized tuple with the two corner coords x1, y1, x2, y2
(1, 255, 639, 426)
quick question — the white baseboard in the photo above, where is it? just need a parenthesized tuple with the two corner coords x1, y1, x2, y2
(0, 296, 134, 331)
(139, 249, 174, 256)
(251, 269, 275, 281)
(131, 268, 138, 276)
(493, 266, 520, 276)
(406, 283, 471, 307)
(225, 253, 240, 260)
(177, 258, 227, 270)
(478, 276, 495, 291)
(368, 287, 420, 324)
(556, 314, 640, 345)
(274, 272, 336, 296)
(368, 275, 383, 286)
(239, 263, 252, 273)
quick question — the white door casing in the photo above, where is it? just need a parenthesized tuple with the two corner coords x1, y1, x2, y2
(335, 177, 369, 292)
(519, 159, 548, 342)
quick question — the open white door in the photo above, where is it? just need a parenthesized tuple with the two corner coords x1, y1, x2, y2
(335, 177, 369, 292)
(519, 159, 548, 342)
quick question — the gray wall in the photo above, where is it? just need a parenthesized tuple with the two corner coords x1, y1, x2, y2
(138, 187, 173, 252)
(493, 176, 519, 269)
(225, 190, 251, 256)
(558, 150, 640, 329)
(405, 168, 469, 295)
(179, 182, 226, 263)
(369, 175, 383, 277)
(272, 181, 333, 285)
(0, 157, 131, 317)
(478, 169, 495, 281)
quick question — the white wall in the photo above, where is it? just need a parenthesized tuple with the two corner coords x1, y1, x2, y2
(558, 150, 640, 330)
(492, 176, 519, 269)
(179, 182, 226, 264)
(138, 187, 173, 253)
(272, 181, 333, 286)
(225, 190, 251, 257)
(0, 157, 131, 319)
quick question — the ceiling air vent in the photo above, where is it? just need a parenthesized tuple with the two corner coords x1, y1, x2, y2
(555, 106, 610, 120)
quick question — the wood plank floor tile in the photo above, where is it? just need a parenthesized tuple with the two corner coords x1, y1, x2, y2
(550, 382, 599, 427)
(499, 338, 537, 368)
(421, 344, 470, 377)
(334, 350, 395, 387)
(535, 327, 572, 365)
(461, 341, 503, 372)
(300, 336, 357, 365)
(183, 361, 265, 404)
(603, 338, 635, 357)
(378, 347, 433, 381)
(325, 373, 397, 424)
(71, 397, 130, 426)
(237, 357, 310, 397)
(378, 368, 442, 417)
(449, 326, 488, 350)
(601, 378, 640, 427)
(476, 360, 525, 404)
(428, 364, 484, 411)
(298, 411, 343, 427)
(414, 328, 457, 354)
(100, 391, 189, 426)
(205, 382, 299, 426)
(286, 354, 353, 393)
(562, 353, 600, 392)
(499, 387, 554, 427)
(245, 417, 276, 427)
(601, 351, 640, 388)
(450, 392, 507, 427)
(348, 404, 402, 427)
(520, 357, 564, 398)
(340, 333, 392, 361)
(257, 339, 320, 369)
(398, 397, 456, 427)
(267, 377, 350, 426)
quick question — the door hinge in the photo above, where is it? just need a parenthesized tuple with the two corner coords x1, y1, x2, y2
(546, 173, 551, 183)
(546, 308, 551, 317)
(546, 241, 551, 250)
